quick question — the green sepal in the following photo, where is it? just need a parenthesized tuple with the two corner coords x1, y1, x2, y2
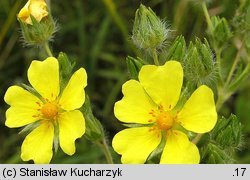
(53, 123, 60, 153)
(146, 135, 166, 163)
(18, 13, 57, 46)
(81, 95, 104, 142)
(166, 35, 186, 61)
(21, 83, 43, 101)
(57, 52, 75, 91)
(18, 121, 41, 135)
(126, 56, 144, 80)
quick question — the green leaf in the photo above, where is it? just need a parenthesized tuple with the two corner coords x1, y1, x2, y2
(210, 114, 242, 149)
(201, 143, 234, 164)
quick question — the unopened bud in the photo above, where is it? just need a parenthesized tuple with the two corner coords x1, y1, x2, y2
(166, 36, 186, 62)
(18, 0, 57, 46)
(132, 4, 170, 50)
(184, 38, 217, 86)
(210, 16, 232, 48)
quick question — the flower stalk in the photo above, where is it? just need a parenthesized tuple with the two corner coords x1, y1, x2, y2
(43, 42, 53, 57)
(98, 138, 114, 164)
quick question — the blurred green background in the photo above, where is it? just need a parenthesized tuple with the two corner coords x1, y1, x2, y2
(0, 0, 249, 163)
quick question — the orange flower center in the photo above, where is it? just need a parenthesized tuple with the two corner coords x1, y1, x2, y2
(156, 111, 174, 130)
(41, 102, 58, 120)
(149, 105, 176, 131)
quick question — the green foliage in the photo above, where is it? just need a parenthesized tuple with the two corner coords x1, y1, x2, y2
(57, 52, 75, 90)
(211, 115, 242, 149)
(166, 35, 186, 61)
(81, 96, 104, 142)
(201, 143, 234, 163)
(18, 14, 56, 46)
(209, 16, 232, 49)
(126, 56, 144, 80)
(201, 115, 242, 163)
(183, 38, 217, 87)
(1, 0, 250, 164)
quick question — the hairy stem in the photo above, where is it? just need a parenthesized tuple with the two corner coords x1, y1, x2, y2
(225, 42, 244, 87)
(152, 48, 159, 65)
(43, 42, 53, 57)
(192, 134, 203, 145)
(215, 48, 223, 84)
(98, 137, 114, 164)
(202, 2, 213, 33)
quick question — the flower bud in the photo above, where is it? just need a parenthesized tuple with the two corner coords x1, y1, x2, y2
(166, 35, 186, 61)
(184, 38, 217, 86)
(132, 4, 169, 50)
(210, 16, 232, 49)
(17, 0, 57, 46)
(18, 0, 48, 25)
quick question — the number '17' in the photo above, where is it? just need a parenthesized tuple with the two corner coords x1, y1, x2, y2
(235, 168, 246, 176)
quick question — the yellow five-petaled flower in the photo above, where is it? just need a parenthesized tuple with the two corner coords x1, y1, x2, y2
(112, 61, 217, 164)
(4, 57, 87, 164)
(18, 0, 48, 25)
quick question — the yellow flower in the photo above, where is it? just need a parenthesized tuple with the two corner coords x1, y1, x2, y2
(4, 57, 87, 164)
(18, 0, 48, 25)
(112, 61, 217, 164)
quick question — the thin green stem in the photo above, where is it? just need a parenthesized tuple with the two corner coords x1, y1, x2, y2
(224, 43, 244, 88)
(215, 48, 223, 84)
(152, 48, 159, 65)
(202, 2, 213, 33)
(192, 134, 202, 145)
(98, 138, 114, 164)
(43, 42, 53, 57)
(216, 89, 230, 111)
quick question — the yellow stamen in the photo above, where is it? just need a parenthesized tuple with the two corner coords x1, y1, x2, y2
(41, 102, 58, 120)
(156, 111, 174, 130)
(149, 106, 175, 131)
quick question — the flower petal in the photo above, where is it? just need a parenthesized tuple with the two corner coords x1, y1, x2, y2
(177, 85, 217, 133)
(160, 130, 200, 164)
(59, 68, 87, 111)
(28, 57, 59, 101)
(21, 121, 54, 164)
(4, 86, 42, 127)
(114, 80, 158, 124)
(58, 110, 85, 155)
(112, 127, 161, 164)
(18, 0, 30, 23)
(29, 0, 48, 22)
(139, 61, 183, 110)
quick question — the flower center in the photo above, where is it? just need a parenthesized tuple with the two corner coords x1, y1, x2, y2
(41, 102, 58, 120)
(156, 111, 174, 130)
(149, 105, 175, 131)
